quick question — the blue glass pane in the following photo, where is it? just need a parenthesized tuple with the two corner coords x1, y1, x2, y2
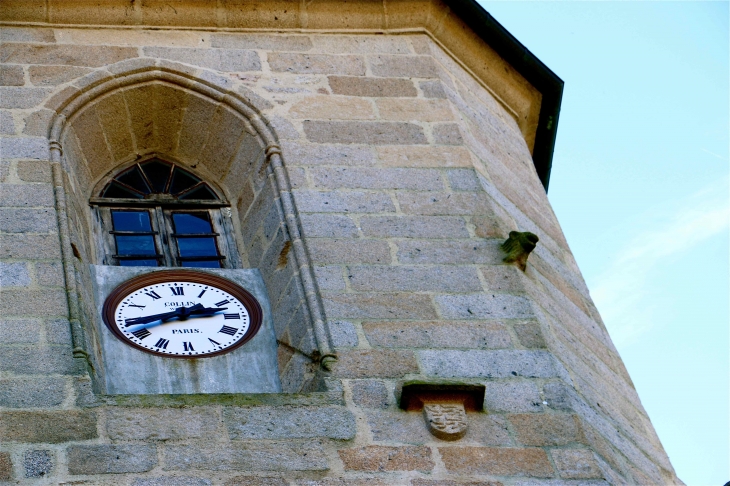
(178, 237, 218, 257)
(172, 213, 212, 234)
(112, 211, 151, 231)
(120, 259, 158, 267)
(115, 235, 156, 255)
(182, 260, 221, 268)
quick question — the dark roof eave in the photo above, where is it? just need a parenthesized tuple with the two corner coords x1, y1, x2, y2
(446, 0, 564, 191)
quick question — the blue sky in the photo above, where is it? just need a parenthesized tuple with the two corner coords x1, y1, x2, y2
(478, 2, 729, 484)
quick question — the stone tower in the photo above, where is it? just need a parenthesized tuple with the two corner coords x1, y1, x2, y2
(0, 1, 681, 484)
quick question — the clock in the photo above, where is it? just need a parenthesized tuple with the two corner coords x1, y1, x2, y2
(102, 270, 263, 358)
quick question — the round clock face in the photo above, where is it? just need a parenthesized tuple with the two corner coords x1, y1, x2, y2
(102, 271, 262, 358)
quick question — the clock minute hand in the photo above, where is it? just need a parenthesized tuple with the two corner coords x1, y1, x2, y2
(124, 304, 205, 326)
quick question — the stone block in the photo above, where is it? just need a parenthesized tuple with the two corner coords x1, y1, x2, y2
(328, 320, 359, 347)
(433, 124, 464, 145)
(376, 98, 453, 122)
(312, 36, 412, 54)
(224, 406, 356, 439)
(439, 447, 553, 477)
(299, 479, 388, 486)
(410, 481, 501, 486)
(350, 380, 390, 408)
(163, 442, 328, 471)
(28, 65, 93, 86)
(0, 136, 49, 158)
(293, 189, 395, 213)
(225, 478, 286, 486)
(513, 321, 547, 349)
(339, 446, 433, 472)
(0, 65, 24, 86)
(551, 449, 604, 479)
(369, 55, 439, 78)
(328, 75, 417, 97)
(484, 381, 543, 413)
(397, 192, 491, 215)
(0, 27, 55, 43)
(377, 146, 473, 167)
(323, 293, 437, 320)
(143, 47, 261, 72)
(0, 452, 11, 481)
(435, 293, 534, 319)
(289, 96, 375, 120)
(0, 111, 14, 135)
(542, 382, 573, 412)
(67, 445, 157, 475)
(0, 318, 40, 343)
(446, 169, 480, 191)
(282, 141, 375, 166)
(334, 349, 419, 378)
(310, 167, 442, 190)
(396, 240, 503, 265)
(359, 216, 469, 239)
(300, 214, 359, 238)
(0, 289, 68, 317)
(237, 85, 274, 111)
(304, 120, 426, 145)
(479, 265, 528, 294)
(23, 450, 53, 478)
(212, 33, 312, 51)
(347, 265, 482, 292)
(34, 261, 64, 287)
(0, 411, 97, 443)
(0, 262, 31, 287)
(269, 53, 365, 75)
(0, 183, 54, 207)
(363, 320, 511, 349)
(132, 477, 212, 486)
(0, 234, 61, 259)
(307, 239, 391, 264)
(46, 318, 72, 345)
(313, 266, 347, 292)
(418, 350, 558, 379)
(22, 109, 54, 136)
(16, 160, 51, 182)
(0, 43, 137, 67)
(107, 408, 220, 440)
(0, 345, 76, 374)
(419, 80, 447, 99)
(0, 377, 66, 408)
(508, 413, 584, 446)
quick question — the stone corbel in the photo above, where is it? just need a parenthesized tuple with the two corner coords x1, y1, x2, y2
(398, 382, 485, 441)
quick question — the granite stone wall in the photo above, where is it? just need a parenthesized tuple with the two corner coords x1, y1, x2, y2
(0, 20, 680, 485)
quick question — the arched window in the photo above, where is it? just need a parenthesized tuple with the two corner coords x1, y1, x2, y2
(91, 158, 241, 269)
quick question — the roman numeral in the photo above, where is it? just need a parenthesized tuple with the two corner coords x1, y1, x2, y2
(215, 299, 230, 307)
(154, 338, 169, 349)
(145, 291, 161, 300)
(170, 286, 184, 296)
(131, 328, 151, 340)
(208, 338, 220, 346)
(219, 325, 238, 336)
(224, 313, 240, 320)
(128, 303, 145, 309)
(197, 289, 207, 298)
(183, 342, 195, 351)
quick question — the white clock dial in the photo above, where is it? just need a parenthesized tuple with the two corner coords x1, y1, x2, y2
(102, 272, 262, 358)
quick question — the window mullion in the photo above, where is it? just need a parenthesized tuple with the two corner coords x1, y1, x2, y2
(153, 206, 174, 267)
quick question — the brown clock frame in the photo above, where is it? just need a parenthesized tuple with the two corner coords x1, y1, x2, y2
(102, 270, 263, 359)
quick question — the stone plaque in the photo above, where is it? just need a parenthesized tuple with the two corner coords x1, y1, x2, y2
(423, 402, 468, 440)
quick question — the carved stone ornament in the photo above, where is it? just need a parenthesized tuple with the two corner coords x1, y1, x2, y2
(423, 402, 468, 441)
(501, 230, 539, 271)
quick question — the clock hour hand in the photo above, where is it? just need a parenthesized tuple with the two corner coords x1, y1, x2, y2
(124, 304, 205, 326)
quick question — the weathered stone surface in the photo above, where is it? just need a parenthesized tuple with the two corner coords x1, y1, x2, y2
(328, 75, 417, 97)
(377, 145, 473, 167)
(0, 27, 55, 43)
(484, 381, 543, 413)
(446, 169, 480, 191)
(269, 53, 365, 75)
(293, 189, 395, 214)
(312, 36, 411, 54)
(313, 266, 347, 292)
(435, 293, 534, 319)
(0, 411, 97, 443)
(290, 96, 375, 120)
(307, 239, 391, 264)
(419, 80, 447, 99)
(433, 123, 464, 145)
(369, 55, 439, 78)
(0, 345, 76, 374)
(67, 445, 157, 475)
(0, 44, 137, 66)
(21, 109, 54, 136)
(144, 47, 261, 72)
(0, 262, 31, 287)
(0, 111, 14, 135)
(339, 446, 434, 472)
(551, 449, 604, 479)
(334, 349, 419, 378)
(304, 120, 426, 145)
(323, 293, 437, 320)
(212, 33, 312, 51)
(0, 377, 66, 408)
(16, 160, 51, 182)
(439, 447, 553, 477)
(0, 65, 24, 86)
(508, 413, 584, 446)
(396, 240, 502, 265)
(376, 98, 453, 122)
(350, 380, 390, 409)
(0, 289, 68, 317)
(34, 261, 64, 287)
(23, 450, 53, 478)
(0, 136, 49, 158)
(28, 65, 93, 86)
(163, 442, 328, 471)
(300, 214, 359, 238)
(282, 141, 375, 166)
(363, 320, 511, 349)
(397, 192, 491, 215)
(360, 216, 469, 239)
(410, 480, 502, 486)
(513, 321, 547, 348)
(0, 318, 40, 343)
(311, 167, 442, 190)
(347, 266, 482, 292)
(0, 234, 61, 259)
(224, 406, 355, 439)
(0, 452, 11, 481)
(132, 477, 212, 486)
(542, 382, 574, 412)
(328, 320, 359, 347)
(224, 477, 286, 486)
(107, 408, 220, 440)
(0, 183, 54, 207)
(419, 350, 558, 379)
